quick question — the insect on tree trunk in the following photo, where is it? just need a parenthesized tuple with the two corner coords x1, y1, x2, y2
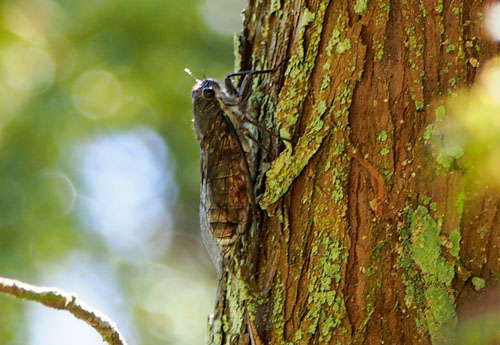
(206, 1, 500, 345)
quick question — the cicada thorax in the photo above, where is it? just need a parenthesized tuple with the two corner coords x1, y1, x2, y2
(192, 79, 254, 260)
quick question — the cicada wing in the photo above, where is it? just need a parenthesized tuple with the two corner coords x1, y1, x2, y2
(200, 116, 253, 256)
(199, 190, 223, 279)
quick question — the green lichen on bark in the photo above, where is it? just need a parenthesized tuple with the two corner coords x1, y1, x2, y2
(209, 317, 223, 345)
(402, 7, 425, 111)
(301, 235, 348, 343)
(471, 277, 485, 291)
(233, 32, 243, 73)
(224, 275, 248, 345)
(270, 0, 281, 14)
(284, 146, 352, 345)
(270, 271, 296, 345)
(331, 167, 346, 202)
(435, 105, 447, 121)
(436, 145, 464, 170)
(410, 207, 454, 285)
(449, 229, 461, 259)
(423, 124, 439, 141)
(423, 286, 457, 343)
(258, 1, 330, 209)
(354, 0, 368, 14)
(260, 7, 365, 209)
(208, 260, 264, 345)
(400, 205, 458, 344)
(377, 130, 388, 142)
(336, 39, 351, 54)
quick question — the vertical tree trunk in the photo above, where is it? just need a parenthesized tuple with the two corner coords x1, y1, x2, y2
(208, 1, 500, 345)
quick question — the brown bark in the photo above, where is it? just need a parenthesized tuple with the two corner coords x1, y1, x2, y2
(209, 1, 500, 345)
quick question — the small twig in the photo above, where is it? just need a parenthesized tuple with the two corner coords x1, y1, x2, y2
(0, 276, 128, 345)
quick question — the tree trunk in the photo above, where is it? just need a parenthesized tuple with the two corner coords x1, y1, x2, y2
(208, 1, 500, 345)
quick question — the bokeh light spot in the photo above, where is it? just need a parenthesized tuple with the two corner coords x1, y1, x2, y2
(2, 2, 44, 43)
(486, 3, 500, 41)
(39, 170, 77, 217)
(77, 127, 176, 259)
(0, 179, 25, 227)
(478, 60, 500, 107)
(72, 70, 122, 119)
(0, 80, 25, 119)
(1, 43, 55, 94)
(134, 263, 216, 345)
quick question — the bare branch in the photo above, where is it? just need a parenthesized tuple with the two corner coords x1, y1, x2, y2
(0, 276, 128, 345)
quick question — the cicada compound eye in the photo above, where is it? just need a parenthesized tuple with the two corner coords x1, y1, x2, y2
(202, 87, 215, 99)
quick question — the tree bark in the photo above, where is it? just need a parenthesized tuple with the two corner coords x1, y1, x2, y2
(209, 1, 500, 345)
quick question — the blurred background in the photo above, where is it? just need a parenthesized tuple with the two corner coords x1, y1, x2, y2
(0, 0, 245, 344)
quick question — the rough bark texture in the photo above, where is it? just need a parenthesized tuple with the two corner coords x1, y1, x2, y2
(209, 1, 500, 345)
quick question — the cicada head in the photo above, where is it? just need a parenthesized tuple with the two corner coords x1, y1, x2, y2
(191, 79, 226, 142)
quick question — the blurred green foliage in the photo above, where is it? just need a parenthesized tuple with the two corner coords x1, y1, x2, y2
(0, 0, 239, 344)
(435, 57, 500, 190)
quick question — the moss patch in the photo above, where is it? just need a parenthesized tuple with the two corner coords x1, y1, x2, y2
(407, 206, 458, 344)
(449, 230, 461, 259)
(303, 235, 347, 343)
(435, 105, 447, 121)
(471, 277, 485, 291)
(353, 0, 368, 13)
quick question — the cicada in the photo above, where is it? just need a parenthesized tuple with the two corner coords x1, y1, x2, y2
(189, 63, 285, 272)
